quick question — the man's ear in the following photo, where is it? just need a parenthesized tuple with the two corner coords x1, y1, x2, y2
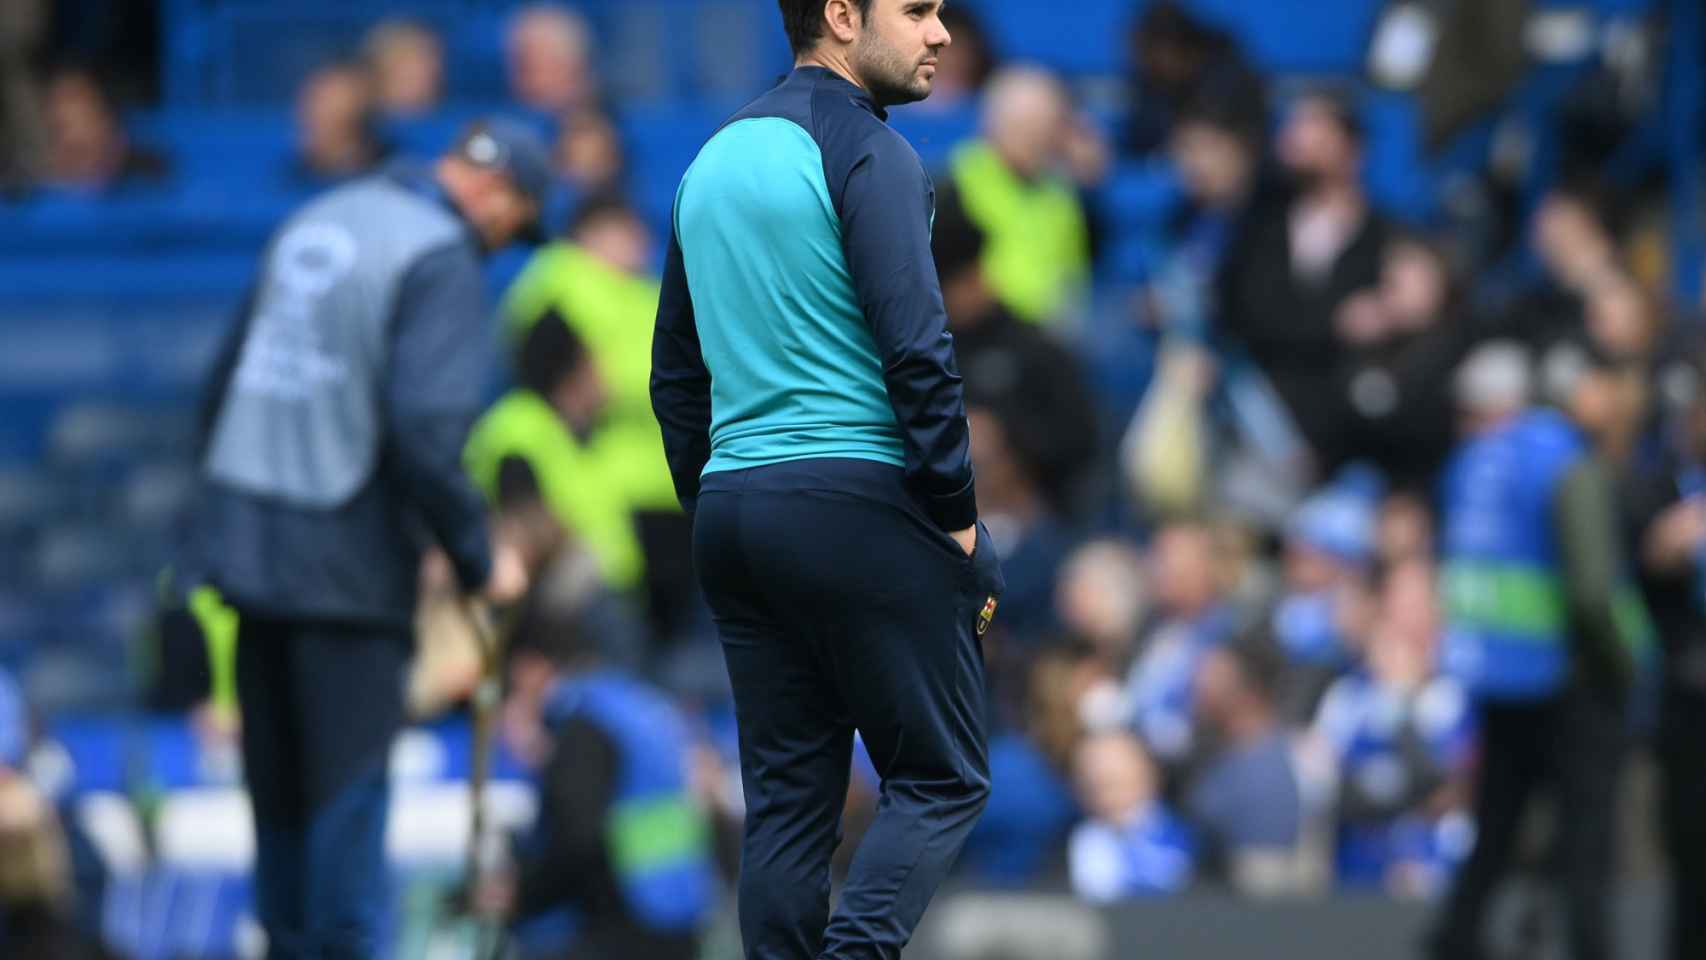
(823, 0, 861, 45)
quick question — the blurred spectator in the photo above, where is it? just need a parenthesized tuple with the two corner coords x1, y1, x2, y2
(506, 4, 598, 117)
(1377, 490, 1434, 567)
(1546, 333, 1653, 468)
(0, 0, 48, 195)
(1219, 90, 1392, 473)
(1129, 90, 1292, 519)
(948, 67, 1092, 326)
(1121, 341, 1214, 517)
(1185, 640, 1312, 897)
(560, 189, 651, 274)
(42, 0, 161, 103)
(1123, 0, 1260, 158)
(968, 405, 1074, 638)
(1311, 559, 1476, 898)
(464, 310, 645, 597)
(1124, 522, 1239, 773)
(1026, 642, 1116, 771)
(1270, 472, 1380, 719)
(1211, 520, 1274, 614)
(362, 17, 444, 117)
(1428, 340, 1646, 960)
(542, 110, 629, 234)
(1501, 185, 1628, 352)
(1399, 0, 1526, 152)
(919, 4, 998, 110)
(501, 195, 697, 644)
(554, 110, 625, 194)
(477, 607, 713, 957)
(40, 64, 167, 195)
(1585, 276, 1660, 360)
(1630, 346, 1706, 960)
(958, 645, 1091, 888)
(0, 776, 107, 960)
(1339, 235, 1472, 489)
(0, 666, 111, 959)
(1056, 540, 1147, 670)
(1163, 91, 1269, 296)
(1068, 731, 1195, 901)
(289, 61, 389, 188)
(934, 185, 1099, 513)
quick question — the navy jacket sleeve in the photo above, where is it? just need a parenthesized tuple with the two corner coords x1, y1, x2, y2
(386, 242, 494, 591)
(836, 130, 977, 531)
(650, 226, 714, 514)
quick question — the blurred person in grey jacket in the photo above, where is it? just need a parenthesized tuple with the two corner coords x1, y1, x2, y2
(189, 120, 545, 958)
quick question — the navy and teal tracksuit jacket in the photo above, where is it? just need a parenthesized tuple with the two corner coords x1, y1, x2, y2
(649, 67, 998, 960)
(650, 65, 976, 530)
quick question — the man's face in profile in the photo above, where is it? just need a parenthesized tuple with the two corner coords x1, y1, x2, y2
(852, 0, 953, 106)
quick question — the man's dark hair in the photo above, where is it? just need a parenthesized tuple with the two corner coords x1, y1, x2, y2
(1223, 631, 1286, 705)
(777, 0, 874, 56)
(1176, 80, 1267, 153)
(567, 189, 641, 239)
(517, 306, 590, 397)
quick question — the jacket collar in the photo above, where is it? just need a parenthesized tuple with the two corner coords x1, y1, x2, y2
(790, 65, 888, 122)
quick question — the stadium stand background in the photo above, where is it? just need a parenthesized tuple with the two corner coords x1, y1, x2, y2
(1, 0, 1703, 957)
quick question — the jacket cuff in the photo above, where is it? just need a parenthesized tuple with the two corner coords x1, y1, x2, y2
(925, 475, 979, 532)
(450, 532, 494, 595)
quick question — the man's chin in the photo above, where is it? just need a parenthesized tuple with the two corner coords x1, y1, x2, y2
(870, 84, 929, 107)
(890, 79, 933, 105)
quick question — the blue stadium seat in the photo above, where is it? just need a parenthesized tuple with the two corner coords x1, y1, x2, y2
(33, 526, 140, 590)
(1182, 0, 1385, 76)
(960, 0, 1131, 78)
(0, 466, 69, 534)
(383, 107, 491, 159)
(1092, 160, 1183, 286)
(0, 251, 258, 302)
(46, 403, 195, 469)
(102, 866, 256, 960)
(0, 590, 43, 672)
(120, 461, 198, 534)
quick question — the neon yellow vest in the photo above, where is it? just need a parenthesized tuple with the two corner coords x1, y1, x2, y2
(949, 141, 1090, 326)
(188, 585, 238, 718)
(464, 390, 645, 591)
(503, 243, 679, 513)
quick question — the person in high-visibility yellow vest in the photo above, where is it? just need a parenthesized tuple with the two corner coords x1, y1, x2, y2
(948, 67, 1091, 327)
(500, 194, 702, 637)
(503, 194, 678, 513)
(465, 314, 645, 592)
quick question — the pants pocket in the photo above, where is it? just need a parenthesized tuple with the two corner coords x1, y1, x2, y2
(968, 521, 1005, 598)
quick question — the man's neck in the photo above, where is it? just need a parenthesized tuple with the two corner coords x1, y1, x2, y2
(797, 50, 867, 95)
(1297, 179, 1363, 220)
(1223, 706, 1274, 747)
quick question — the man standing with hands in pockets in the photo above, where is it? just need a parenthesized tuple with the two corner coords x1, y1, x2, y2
(651, 2, 1003, 958)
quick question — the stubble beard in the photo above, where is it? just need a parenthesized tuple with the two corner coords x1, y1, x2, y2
(854, 33, 931, 107)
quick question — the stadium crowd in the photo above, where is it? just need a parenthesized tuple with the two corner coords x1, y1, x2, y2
(2, 1, 1704, 958)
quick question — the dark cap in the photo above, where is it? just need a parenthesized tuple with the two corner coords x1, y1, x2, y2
(455, 117, 553, 243)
